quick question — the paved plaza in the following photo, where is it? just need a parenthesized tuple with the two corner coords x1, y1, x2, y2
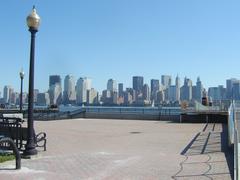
(0, 119, 233, 180)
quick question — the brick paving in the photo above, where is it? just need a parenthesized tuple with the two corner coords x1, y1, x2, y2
(0, 119, 233, 180)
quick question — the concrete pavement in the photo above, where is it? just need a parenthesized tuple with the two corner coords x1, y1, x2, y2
(0, 119, 233, 180)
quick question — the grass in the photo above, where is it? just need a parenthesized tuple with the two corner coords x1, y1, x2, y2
(0, 152, 15, 163)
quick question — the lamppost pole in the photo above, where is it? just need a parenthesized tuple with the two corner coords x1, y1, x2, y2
(19, 69, 24, 113)
(24, 6, 40, 156)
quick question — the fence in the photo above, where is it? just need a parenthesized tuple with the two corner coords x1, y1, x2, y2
(228, 101, 239, 180)
(83, 106, 181, 115)
(32, 106, 181, 121)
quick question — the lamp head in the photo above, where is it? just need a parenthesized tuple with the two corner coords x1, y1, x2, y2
(20, 69, 25, 79)
(26, 6, 40, 31)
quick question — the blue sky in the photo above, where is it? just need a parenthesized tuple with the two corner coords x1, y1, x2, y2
(0, 0, 240, 93)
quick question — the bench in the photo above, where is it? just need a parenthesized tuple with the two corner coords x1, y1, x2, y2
(20, 128, 47, 151)
(0, 117, 47, 151)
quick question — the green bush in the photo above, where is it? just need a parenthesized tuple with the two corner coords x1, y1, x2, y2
(0, 153, 15, 163)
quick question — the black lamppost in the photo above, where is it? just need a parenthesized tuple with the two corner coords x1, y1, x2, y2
(19, 69, 24, 112)
(24, 6, 40, 156)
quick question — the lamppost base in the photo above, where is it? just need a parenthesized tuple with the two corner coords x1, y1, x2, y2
(24, 144, 38, 156)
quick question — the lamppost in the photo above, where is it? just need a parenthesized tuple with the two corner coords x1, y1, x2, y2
(19, 69, 24, 112)
(24, 6, 40, 156)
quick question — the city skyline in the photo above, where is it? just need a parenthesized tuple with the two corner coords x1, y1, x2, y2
(0, 74, 231, 93)
(1, 73, 238, 98)
(2, 73, 240, 107)
(0, 1, 240, 92)
(0, 74, 238, 95)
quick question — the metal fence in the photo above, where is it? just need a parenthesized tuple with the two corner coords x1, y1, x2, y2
(82, 106, 181, 116)
(25, 106, 181, 120)
(228, 101, 239, 180)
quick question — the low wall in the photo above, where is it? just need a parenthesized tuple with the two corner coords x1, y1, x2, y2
(78, 112, 180, 122)
(180, 113, 228, 123)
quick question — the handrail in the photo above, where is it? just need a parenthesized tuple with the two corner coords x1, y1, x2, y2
(228, 101, 239, 180)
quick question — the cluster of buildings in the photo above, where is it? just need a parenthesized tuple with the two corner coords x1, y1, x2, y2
(0, 75, 240, 107)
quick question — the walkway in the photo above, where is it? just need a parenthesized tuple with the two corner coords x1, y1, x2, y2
(0, 119, 233, 180)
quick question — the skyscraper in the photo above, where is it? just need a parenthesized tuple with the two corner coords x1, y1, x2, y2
(180, 77, 192, 101)
(107, 79, 117, 92)
(226, 78, 239, 99)
(143, 84, 150, 102)
(133, 76, 144, 93)
(63, 75, 76, 104)
(161, 75, 171, 88)
(49, 84, 62, 105)
(192, 86, 197, 100)
(196, 77, 203, 102)
(87, 88, 98, 104)
(150, 79, 159, 102)
(118, 83, 124, 97)
(49, 75, 61, 87)
(37, 92, 50, 106)
(49, 75, 62, 105)
(168, 85, 176, 102)
(76, 77, 91, 105)
(232, 81, 240, 100)
(101, 90, 112, 104)
(3, 86, 12, 104)
(175, 75, 180, 102)
(34, 89, 39, 103)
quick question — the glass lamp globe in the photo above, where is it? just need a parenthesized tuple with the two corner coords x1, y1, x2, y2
(26, 6, 41, 30)
(20, 69, 25, 79)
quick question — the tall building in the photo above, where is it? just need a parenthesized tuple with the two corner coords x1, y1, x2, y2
(126, 88, 135, 103)
(63, 75, 76, 104)
(49, 75, 62, 105)
(49, 84, 62, 105)
(107, 79, 117, 92)
(175, 75, 181, 102)
(161, 75, 171, 88)
(180, 77, 192, 101)
(192, 86, 197, 100)
(168, 85, 176, 102)
(37, 92, 50, 106)
(34, 89, 39, 103)
(196, 77, 203, 102)
(76, 77, 91, 105)
(118, 83, 124, 97)
(10, 92, 18, 105)
(87, 88, 98, 104)
(3, 86, 12, 104)
(150, 79, 160, 102)
(133, 76, 144, 93)
(123, 91, 133, 105)
(232, 81, 240, 100)
(49, 75, 61, 87)
(156, 90, 165, 103)
(101, 90, 112, 104)
(22, 92, 28, 105)
(208, 86, 226, 101)
(226, 78, 239, 99)
(112, 91, 118, 105)
(143, 84, 150, 102)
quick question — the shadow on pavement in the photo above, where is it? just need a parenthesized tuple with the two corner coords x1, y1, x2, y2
(172, 123, 233, 180)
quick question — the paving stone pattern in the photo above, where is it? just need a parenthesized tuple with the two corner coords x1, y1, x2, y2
(0, 119, 233, 180)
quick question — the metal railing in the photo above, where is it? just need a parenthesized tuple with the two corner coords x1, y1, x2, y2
(228, 101, 239, 180)
(82, 106, 181, 116)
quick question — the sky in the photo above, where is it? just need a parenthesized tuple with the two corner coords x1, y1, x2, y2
(0, 0, 240, 93)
